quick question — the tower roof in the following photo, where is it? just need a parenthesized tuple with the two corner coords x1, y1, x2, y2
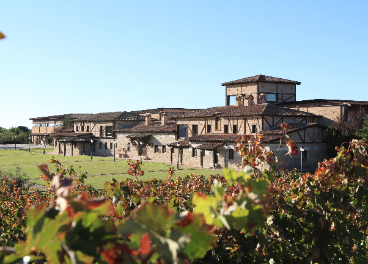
(221, 74, 301, 86)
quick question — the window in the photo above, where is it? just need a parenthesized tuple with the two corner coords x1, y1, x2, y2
(229, 149, 234, 159)
(110, 143, 113, 150)
(55, 141, 57, 147)
(266, 93, 277, 102)
(76, 126, 79, 131)
(215, 116, 220, 130)
(207, 125, 211, 133)
(106, 126, 113, 137)
(192, 125, 198, 136)
(252, 124, 257, 133)
(154, 145, 159, 153)
(162, 145, 166, 153)
(105, 142, 107, 149)
(100, 126, 103, 137)
(178, 125, 187, 138)
(233, 125, 237, 134)
(99, 142, 102, 149)
(127, 143, 131, 151)
(224, 125, 229, 133)
(302, 150, 308, 161)
(86, 126, 89, 132)
(192, 148, 198, 157)
(81, 126, 84, 132)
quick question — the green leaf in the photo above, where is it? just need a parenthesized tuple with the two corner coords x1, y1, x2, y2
(134, 203, 174, 237)
(192, 193, 223, 227)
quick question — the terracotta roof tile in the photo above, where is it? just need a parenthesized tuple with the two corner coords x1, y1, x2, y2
(195, 142, 224, 150)
(77, 112, 144, 122)
(189, 134, 242, 143)
(132, 108, 201, 115)
(279, 99, 368, 107)
(30, 113, 90, 121)
(168, 140, 191, 147)
(175, 103, 314, 119)
(115, 121, 176, 133)
(222, 75, 301, 86)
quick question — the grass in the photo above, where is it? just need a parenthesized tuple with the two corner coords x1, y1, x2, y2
(0, 149, 223, 189)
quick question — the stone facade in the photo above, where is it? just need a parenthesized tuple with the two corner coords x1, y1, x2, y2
(49, 74, 368, 172)
(224, 75, 299, 106)
(30, 114, 88, 145)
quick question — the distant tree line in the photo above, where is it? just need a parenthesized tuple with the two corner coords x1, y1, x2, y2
(0, 126, 31, 144)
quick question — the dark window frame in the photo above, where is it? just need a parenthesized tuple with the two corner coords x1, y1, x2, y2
(233, 125, 237, 134)
(178, 125, 187, 138)
(229, 149, 234, 159)
(106, 126, 113, 137)
(192, 148, 198, 157)
(192, 125, 198, 136)
(162, 145, 166, 153)
(207, 124, 211, 133)
(224, 125, 229, 134)
(154, 145, 159, 153)
(252, 124, 257, 133)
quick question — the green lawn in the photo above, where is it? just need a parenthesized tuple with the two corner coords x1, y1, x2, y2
(0, 149, 223, 189)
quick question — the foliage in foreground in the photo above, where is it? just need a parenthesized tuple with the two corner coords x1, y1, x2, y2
(0, 158, 267, 263)
(1, 124, 368, 263)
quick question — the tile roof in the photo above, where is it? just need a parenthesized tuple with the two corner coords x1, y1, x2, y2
(126, 133, 152, 140)
(132, 108, 201, 115)
(77, 112, 144, 122)
(222, 75, 301, 86)
(30, 113, 90, 121)
(175, 103, 314, 119)
(115, 121, 176, 133)
(195, 142, 224, 150)
(278, 99, 368, 107)
(54, 132, 94, 142)
(189, 134, 242, 143)
(168, 140, 191, 147)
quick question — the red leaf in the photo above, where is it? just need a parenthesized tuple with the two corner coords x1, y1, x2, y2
(140, 233, 151, 255)
(176, 212, 193, 228)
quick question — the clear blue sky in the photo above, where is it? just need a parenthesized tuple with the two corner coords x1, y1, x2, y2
(1, 1, 367, 129)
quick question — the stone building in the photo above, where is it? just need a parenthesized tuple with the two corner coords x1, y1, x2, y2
(29, 114, 88, 145)
(50, 74, 368, 172)
(172, 103, 325, 171)
(53, 111, 144, 156)
(279, 99, 368, 127)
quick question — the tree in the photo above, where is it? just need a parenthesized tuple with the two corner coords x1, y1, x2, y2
(62, 114, 72, 129)
(325, 126, 354, 157)
(355, 114, 368, 140)
(334, 106, 366, 135)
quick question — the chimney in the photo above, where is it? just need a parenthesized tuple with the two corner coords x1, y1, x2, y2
(244, 94, 255, 106)
(161, 113, 168, 125)
(235, 95, 243, 106)
(145, 113, 152, 126)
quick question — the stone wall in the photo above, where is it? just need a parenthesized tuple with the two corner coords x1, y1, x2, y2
(225, 82, 296, 105)
(270, 142, 327, 172)
(290, 105, 343, 126)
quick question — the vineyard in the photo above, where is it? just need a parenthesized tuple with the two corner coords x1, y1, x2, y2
(1, 124, 368, 263)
